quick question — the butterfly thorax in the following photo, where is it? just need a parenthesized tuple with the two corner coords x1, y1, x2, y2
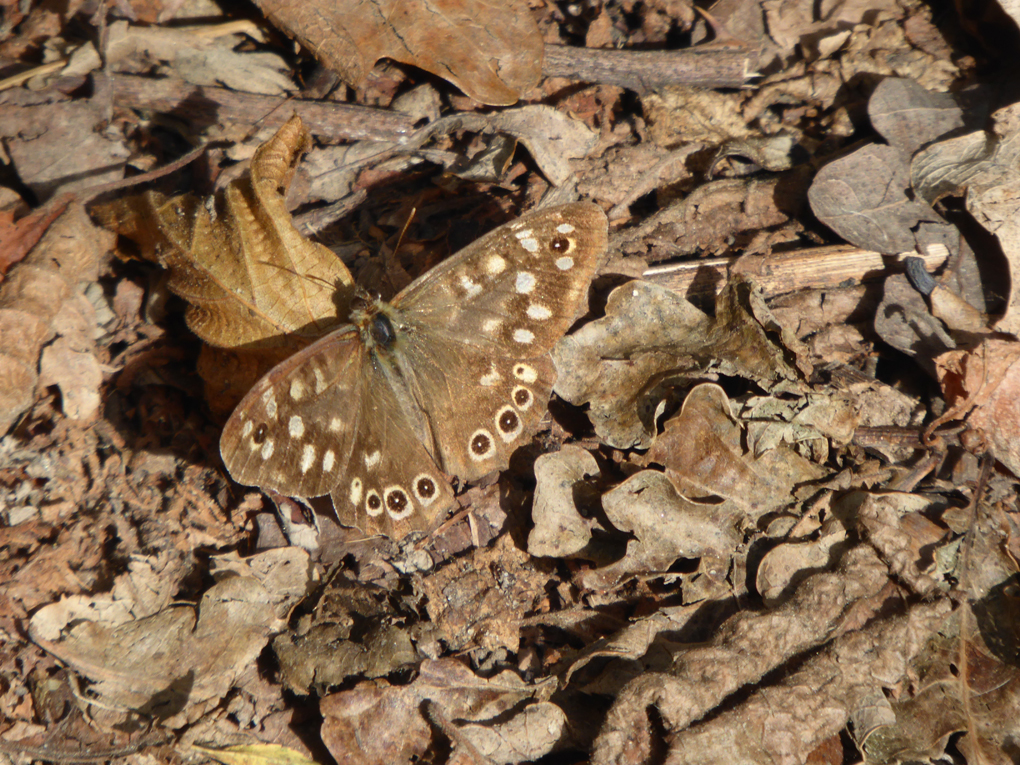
(349, 289, 403, 353)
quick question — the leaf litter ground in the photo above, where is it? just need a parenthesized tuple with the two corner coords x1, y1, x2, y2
(2, 0, 1020, 764)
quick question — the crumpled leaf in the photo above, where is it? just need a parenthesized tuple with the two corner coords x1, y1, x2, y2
(96, 114, 353, 414)
(459, 701, 567, 765)
(553, 278, 803, 450)
(274, 570, 420, 694)
(105, 20, 295, 96)
(527, 445, 599, 558)
(319, 658, 556, 765)
(29, 548, 311, 729)
(911, 103, 1020, 336)
(588, 470, 743, 587)
(0, 203, 109, 433)
(645, 384, 829, 518)
(739, 391, 859, 464)
(590, 545, 919, 765)
(932, 338, 1020, 477)
(252, 0, 542, 106)
(659, 600, 952, 765)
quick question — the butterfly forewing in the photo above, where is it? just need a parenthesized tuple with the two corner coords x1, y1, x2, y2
(394, 203, 607, 353)
(220, 327, 367, 499)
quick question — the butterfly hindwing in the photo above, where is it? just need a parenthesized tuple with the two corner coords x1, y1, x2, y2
(328, 376, 455, 536)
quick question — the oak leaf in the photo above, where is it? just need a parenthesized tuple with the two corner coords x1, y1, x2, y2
(97, 115, 353, 414)
(252, 0, 543, 106)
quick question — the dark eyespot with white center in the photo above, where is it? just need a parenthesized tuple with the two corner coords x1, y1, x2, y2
(253, 423, 269, 444)
(413, 474, 439, 506)
(550, 236, 572, 253)
(469, 429, 496, 461)
(365, 490, 383, 516)
(512, 386, 533, 410)
(496, 405, 522, 442)
(385, 486, 412, 520)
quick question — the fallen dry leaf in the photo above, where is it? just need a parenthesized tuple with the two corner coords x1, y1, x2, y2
(527, 445, 599, 559)
(320, 658, 556, 765)
(97, 114, 353, 414)
(252, 0, 542, 105)
(933, 338, 1020, 477)
(809, 143, 942, 254)
(0, 204, 111, 433)
(29, 548, 311, 729)
(646, 384, 828, 515)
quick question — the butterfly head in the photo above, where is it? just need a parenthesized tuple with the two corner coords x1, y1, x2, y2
(349, 287, 403, 353)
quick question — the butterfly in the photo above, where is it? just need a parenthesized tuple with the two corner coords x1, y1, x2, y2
(219, 202, 608, 538)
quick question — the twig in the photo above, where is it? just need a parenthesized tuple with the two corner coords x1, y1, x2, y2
(543, 43, 754, 90)
(109, 74, 415, 142)
(642, 245, 951, 298)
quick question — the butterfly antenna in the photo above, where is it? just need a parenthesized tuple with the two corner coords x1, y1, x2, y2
(390, 206, 418, 263)
(256, 260, 336, 289)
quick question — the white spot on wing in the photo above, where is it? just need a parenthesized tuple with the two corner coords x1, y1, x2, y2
(288, 415, 305, 438)
(300, 444, 315, 473)
(289, 379, 305, 401)
(460, 274, 482, 298)
(514, 228, 533, 239)
(519, 237, 539, 253)
(329, 417, 342, 432)
(323, 449, 336, 472)
(242, 421, 253, 438)
(555, 256, 574, 271)
(485, 254, 507, 275)
(556, 223, 575, 234)
(482, 317, 501, 333)
(515, 272, 536, 294)
(260, 440, 275, 460)
(365, 450, 381, 469)
(314, 368, 328, 393)
(480, 366, 502, 386)
(514, 328, 535, 344)
(527, 303, 552, 320)
(262, 389, 278, 419)
(350, 478, 363, 506)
